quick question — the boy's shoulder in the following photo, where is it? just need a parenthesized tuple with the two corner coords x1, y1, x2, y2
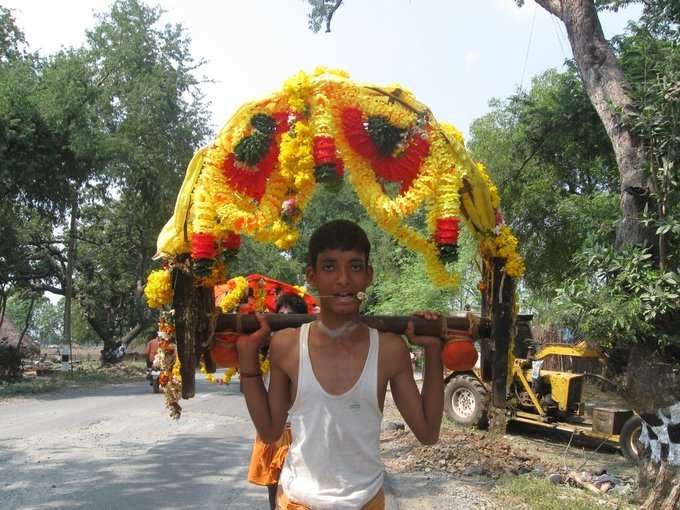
(271, 327, 299, 348)
(377, 330, 409, 358)
(269, 327, 300, 368)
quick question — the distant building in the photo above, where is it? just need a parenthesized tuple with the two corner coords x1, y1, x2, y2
(0, 319, 41, 356)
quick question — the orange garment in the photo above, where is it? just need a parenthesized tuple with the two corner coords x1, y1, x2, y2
(146, 338, 159, 363)
(247, 426, 292, 486)
(276, 487, 384, 510)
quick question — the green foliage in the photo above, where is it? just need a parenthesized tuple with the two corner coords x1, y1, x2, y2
(615, 23, 680, 273)
(304, 0, 345, 33)
(468, 66, 619, 297)
(549, 242, 680, 358)
(0, 6, 26, 62)
(366, 116, 406, 157)
(469, 18, 680, 359)
(70, 0, 210, 351)
(0, 0, 211, 357)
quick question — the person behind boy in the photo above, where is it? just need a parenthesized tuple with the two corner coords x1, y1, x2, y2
(247, 292, 309, 510)
(237, 220, 444, 509)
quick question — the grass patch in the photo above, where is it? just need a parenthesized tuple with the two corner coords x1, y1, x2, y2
(494, 475, 635, 510)
(0, 363, 146, 400)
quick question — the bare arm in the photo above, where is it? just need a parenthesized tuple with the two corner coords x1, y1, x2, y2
(388, 318, 444, 445)
(236, 315, 290, 443)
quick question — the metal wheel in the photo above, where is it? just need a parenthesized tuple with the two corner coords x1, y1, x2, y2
(444, 374, 489, 427)
(452, 387, 476, 419)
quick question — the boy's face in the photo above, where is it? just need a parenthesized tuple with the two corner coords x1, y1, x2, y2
(306, 248, 372, 316)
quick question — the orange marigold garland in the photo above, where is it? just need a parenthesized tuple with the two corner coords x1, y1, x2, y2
(153, 312, 182, 419)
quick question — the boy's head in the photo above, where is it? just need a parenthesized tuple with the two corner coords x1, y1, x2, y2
(306, 220, 372, 316)
(307, 220, 371, 269)
(275, 293, 308, 314)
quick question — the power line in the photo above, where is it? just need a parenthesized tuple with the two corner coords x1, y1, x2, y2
(550, 12, 567, 60)
(520, 3, 538, 91)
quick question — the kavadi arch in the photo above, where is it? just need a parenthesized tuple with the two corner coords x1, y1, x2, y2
(146, 68, 525, 419)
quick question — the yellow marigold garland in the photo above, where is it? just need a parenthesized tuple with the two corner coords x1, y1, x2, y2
(175, 68, 524, 290)
(144, 269, 173, 309)
(217, 276, 249, 313)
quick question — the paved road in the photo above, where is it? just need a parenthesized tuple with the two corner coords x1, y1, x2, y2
(0, 374, 270, 510)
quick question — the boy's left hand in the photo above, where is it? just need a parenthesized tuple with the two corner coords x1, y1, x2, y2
(405, 311, 444, 350)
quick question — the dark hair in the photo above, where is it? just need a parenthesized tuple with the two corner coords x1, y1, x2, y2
(307, 220, 370, 267)
(275, 293, 308, 313)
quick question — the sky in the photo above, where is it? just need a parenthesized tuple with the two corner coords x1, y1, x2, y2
(3, 0, 642, 139)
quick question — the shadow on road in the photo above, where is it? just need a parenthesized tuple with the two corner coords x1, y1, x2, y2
(1, 432, 266, 510)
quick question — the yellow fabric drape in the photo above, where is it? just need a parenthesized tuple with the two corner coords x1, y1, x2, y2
(155, 147, 207, 258)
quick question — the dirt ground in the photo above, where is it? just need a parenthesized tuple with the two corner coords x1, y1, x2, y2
(379, 381, 638, 509)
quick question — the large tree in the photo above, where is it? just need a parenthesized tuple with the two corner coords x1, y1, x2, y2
(1, 1, 211, 362)
(74, 0, 211, 358)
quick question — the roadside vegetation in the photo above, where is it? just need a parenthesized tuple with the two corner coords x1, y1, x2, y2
(494, 475, 635, 510)
(0, 360, 146, 400)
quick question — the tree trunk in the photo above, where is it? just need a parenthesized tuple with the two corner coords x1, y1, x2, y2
(639, 453, 680, 510)
(63, 192, 79, 367)
(623, 349, 680, 508)
(0, 289, 7, 331)
(491, 259, 515, 408)
(534, 0, 652, 248)
(16, 296, 36, 354)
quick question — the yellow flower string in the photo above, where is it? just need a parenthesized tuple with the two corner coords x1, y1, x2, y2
(144, 269, 173, 309)
(217, 276, 249, 313)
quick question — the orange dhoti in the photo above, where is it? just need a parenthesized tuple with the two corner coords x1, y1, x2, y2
(247, 426, 292, 486)
(276, 487, 385, 510)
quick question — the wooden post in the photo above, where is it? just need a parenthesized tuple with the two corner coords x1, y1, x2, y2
(172, 263, 195, 399)
(172, 261, 215, 399)
(491, 257, 515, 409)
(478, 261, 493, 383)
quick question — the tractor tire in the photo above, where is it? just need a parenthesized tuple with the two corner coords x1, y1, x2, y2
(444, 374, 489, 427)
(620, 415, 642, 463)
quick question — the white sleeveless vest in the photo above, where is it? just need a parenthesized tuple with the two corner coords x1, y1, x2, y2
(279, 322, 384, 509)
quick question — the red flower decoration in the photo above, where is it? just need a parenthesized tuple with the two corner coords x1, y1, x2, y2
(192, 232, 217, 260)
(272, 111, 290, 134)
(341, 108, 378, 160)
(220, 139, 280, 201)
(221, 233, 241, 250)
(340, 107, 429, 192)
(313, 136, 337, 165)
(434, 217, 460, 245)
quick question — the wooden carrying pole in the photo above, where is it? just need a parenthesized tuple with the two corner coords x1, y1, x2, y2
(216, 312, 474, 338)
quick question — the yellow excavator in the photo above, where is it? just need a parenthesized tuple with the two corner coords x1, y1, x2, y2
(443, 316, 642, 462)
